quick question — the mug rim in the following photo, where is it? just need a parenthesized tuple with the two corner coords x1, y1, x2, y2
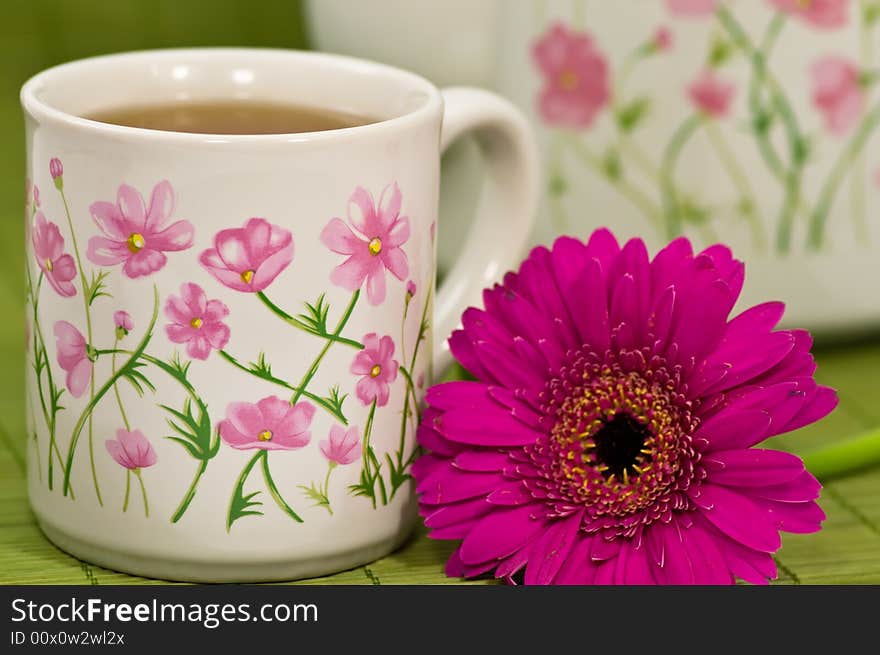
(20, 47, 444, 145)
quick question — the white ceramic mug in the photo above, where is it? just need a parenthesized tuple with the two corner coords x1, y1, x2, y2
(21, 48, 538, 582)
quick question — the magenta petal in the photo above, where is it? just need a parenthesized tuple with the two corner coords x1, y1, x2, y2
(417, 464, 504, 504)
(780, 386, 838, 433)
(697, 408, 772, 451)
(683, 523, 733, 584)
(459, 504, 546, 565)
(554, 537, 596, 585)
(423, 496, 494, 530)
(495, 536, 538, 582)
(693, 484, 781, 553)
(745, 470, 822, 503)
(444, 547, 466, 578)
(705, 448, 805, 487)
(453, 450, 511, 472)
(524, 511, 583, 584)
(590, 535, 621, 561)
(621, 542, 655, 585)
(720, 546, 775, 585)
(758, 498, 826, 534)
(651, 520, 694, 584)
(486, 483, 533, 506)
(437, 407, 542, 447)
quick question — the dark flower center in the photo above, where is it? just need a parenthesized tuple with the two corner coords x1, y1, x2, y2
(530, 347, 701, 534)
(591, 413, 653, 480)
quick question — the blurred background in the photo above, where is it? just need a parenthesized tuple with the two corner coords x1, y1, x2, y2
(3, 0, 880, 583)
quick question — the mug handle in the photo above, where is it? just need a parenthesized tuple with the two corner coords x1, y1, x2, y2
(433, 87, 540, 373)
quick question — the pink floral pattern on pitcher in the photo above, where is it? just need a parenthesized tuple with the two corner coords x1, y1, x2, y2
(769, 0, 849, 29)
(811, 55, 865, 135)
(86, 181, 195, 278)
(532, 22, 610, 129)
(665, 0, 718, 17)
(688, 70, 736, 118)
(533, 0, 877, 253)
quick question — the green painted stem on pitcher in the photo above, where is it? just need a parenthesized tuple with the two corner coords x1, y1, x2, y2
(807, 103, 880, 250)
(58, 187, 102, 506)
(660, 114, 701, 239)
(717, 7, 809, 252)
(562, 134, 663, 231)
(703, 119, 767, 252)
(256, 291, 363, 349)
(803, 428, 880, 481)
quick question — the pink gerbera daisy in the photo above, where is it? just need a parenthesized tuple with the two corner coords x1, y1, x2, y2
(414, 230, 837, 585)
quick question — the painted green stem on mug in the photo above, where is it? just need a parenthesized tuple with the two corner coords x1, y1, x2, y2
(134, 469, 149, 517)
(58, 186, 102, 505)
(218, 350, 348, 424)
(390, 286, 432, 500)
(290, 290, 360, 406)
(261, 451, 303, 523)
(807, 103, 880, 249)
(122, 470, 131, 513)
(256, 291, 363, 349)
(111, 337, 131, 431)
(27, 272, 60, 490)
(62, 286, 159, 497)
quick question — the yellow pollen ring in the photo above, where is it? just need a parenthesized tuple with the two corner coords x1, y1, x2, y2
(368, 237, 382, 256)
(370, 364, 382, 378)
(127, 232, 145, 254)
(257, 429, 272, 442)
(190, 317, 203, 329)
(45, 258, 53, 272)
(240, 269, 255, 284)
(559, 70, 579, 91)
